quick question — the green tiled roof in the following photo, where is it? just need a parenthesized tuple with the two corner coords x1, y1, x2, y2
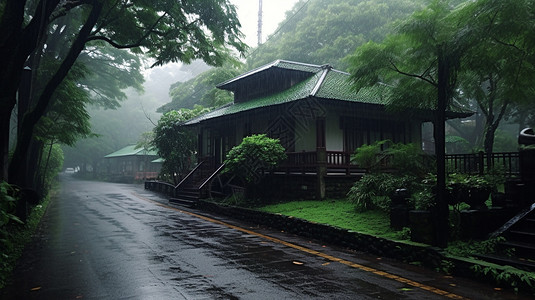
(104, 145, 158, 158)
(185, 60, 472, 125)
(217, 60, 322, 90)
(186, 72, 321, 125)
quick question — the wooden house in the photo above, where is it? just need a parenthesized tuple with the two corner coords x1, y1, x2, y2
(175, 60, 470, 201)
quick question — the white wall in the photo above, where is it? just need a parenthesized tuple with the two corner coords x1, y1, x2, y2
(326, 112, 343, 151)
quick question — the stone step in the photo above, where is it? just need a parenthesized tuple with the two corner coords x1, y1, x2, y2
(475, 253, 535, 272)
(174, 191, 198, 202)
(508, 230, 535, 243)
(500, 241, 535, 260)
(169, 197, 196, 208)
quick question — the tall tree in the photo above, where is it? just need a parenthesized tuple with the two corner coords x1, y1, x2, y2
(246, 0, 426, 70)
(458, 0, 535, 154)
(152, 106, 210, 184)
(0, 0, 247, 184)
(346, 1, 474, 247)
(159, 0, 429, 114)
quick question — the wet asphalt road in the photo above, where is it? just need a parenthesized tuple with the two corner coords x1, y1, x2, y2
(1, 175, 528, 299)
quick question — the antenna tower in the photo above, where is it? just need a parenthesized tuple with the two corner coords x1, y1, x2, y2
(257, 0, 263, 45)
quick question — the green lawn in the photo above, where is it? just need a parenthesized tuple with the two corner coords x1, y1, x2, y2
(257, 199, 410, 241)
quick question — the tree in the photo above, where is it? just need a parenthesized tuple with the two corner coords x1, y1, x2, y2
(161, 66, 242, 112)
(346, 1, 473, 247)
(223, 134, 287, 184)
(458, 0, 535, 154)
(246, 0, 426, 70)
(0, 0, 247, 185)
(152, 106, 210, 184)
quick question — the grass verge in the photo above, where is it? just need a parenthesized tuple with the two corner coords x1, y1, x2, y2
(257, 199, 411, 241)
(0, 194, 51, 290)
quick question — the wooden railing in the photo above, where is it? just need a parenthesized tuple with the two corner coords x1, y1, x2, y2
(144, 181, 175, 197)
(284, 151, 353, 166)
(279, 151, 361, 175)
(445, 151, 519, 176)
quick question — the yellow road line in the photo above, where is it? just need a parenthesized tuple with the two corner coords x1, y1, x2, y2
(134, 193, 468, 300)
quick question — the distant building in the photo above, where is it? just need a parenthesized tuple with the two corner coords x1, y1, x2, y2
(104, 145, 161, 183)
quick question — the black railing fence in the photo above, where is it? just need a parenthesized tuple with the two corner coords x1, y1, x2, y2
(445, 151, 520, 177)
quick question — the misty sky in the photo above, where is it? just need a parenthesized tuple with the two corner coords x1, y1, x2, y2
(142, 0, 300, 105)
(232, 0, 300, 46)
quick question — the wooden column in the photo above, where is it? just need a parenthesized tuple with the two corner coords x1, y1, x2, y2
(316, 147, 326, 200)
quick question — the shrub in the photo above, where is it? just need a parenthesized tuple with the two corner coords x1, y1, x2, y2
(223, 134, 286, 183)
(348, 173, 418, 212)
(351, 140, 388, 171)
(351, 140, 434, 176)
(0, 181, 23, 286)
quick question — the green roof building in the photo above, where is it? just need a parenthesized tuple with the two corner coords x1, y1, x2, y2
(104, 145, 161, 183)
(177, 60, 471, 200)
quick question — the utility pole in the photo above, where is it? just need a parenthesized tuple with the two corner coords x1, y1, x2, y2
(257, 0, 263, 46)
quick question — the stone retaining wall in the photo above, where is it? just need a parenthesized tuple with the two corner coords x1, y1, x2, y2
(196, 200, 443, 268)
(195, 200, 535, 296)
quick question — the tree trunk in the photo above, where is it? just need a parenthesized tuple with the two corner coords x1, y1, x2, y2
(8, 1, 103, 186)
(0, 0, 61, 181)
(434, 48, 450, 248)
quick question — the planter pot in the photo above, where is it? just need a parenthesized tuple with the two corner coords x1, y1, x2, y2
(465, 188, 490, 210)
(491, 192, 506, 207)
(409, 210, 435, 244)
(447, 184, 467, 206)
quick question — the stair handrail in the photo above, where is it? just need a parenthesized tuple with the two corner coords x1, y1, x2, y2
(175, 161, 205, 190)
(489, 202, 535, 238)
(198, 163, 226, 191)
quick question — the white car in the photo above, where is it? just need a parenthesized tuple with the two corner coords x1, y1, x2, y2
(65, 168, 75, 173)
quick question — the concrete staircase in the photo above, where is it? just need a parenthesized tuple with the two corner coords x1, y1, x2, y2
(169, 161, 223, 207)
(477, 204, 535, 271)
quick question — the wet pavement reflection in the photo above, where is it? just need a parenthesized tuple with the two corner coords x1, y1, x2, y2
(1, 175, 528, 299)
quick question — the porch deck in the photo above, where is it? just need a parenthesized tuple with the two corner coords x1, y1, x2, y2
(272, 151, 366, 177)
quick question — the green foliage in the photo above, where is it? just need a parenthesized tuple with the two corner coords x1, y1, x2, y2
(246, 0, 426, 70)
(348, 173, 418, 212)
(258, 199, 409, 240)
(470, 263, 535, 293)
(411, 188, 436, 211)
(350, 140, 388, 171)
(39, 144, 64, 192)
(351, 140, 433, 176)
(349, 140, 434, 211)
(1, 0, 247, 187)
(35, 62, 95, 146)
(447, 237, 509, 258)
(0, 181, 22, 287)
(162, 66, 242, 112)
(447, 173, 494, 191)
(152, 106, 210, 183)
(0, 194, 50, 289)
(223, 134, 286, 183)
(347, 0, 535, 154)
(493, 130, 517, 152)
(445, 135, 471, 154)
(346, 0, 464, 113)
(0, 182, 22, 229)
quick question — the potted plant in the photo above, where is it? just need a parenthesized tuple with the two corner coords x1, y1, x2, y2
(447, 173, 493, 209)
(446, 173, 468, 206)
(465, 175, 493, 209)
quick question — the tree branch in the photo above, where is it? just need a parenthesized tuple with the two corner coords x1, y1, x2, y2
(389, 60, 438, 87)
(87, 12, 167, 49)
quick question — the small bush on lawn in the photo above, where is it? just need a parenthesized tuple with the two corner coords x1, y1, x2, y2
(349, 140, 435, 212)
(347, 173, 418, 211)
(223, 134, 286, 183)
